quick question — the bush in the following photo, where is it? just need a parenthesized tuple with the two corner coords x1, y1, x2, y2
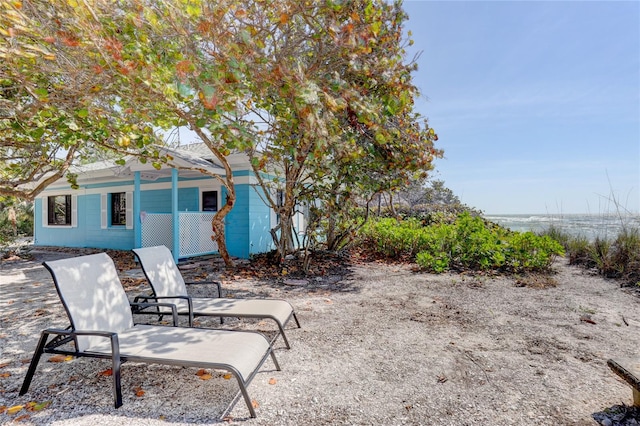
(0, 201, 33, 245)
(362, 212, 564, 274)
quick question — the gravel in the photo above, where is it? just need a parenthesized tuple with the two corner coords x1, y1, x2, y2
(1, 247, 639, 425)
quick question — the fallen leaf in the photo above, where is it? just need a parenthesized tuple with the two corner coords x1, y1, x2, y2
(98, 368, 113, 376)
(0, 372, 11, 378)
(195, 369, 207, 376)
(0, 405, 6, 413)
(20, 358, 31, 364)
(0, 362, 10, 368)
(26, 401, 50, 411)
(47, 355, 71, 363)
(251, 399, 259, 408)
(133, 386, 145, 397)
(580, 314, 596, 325)
(199, 373, 212, 380)
(222, 415, 234, 423)
(222, 373, 232, 380)
(14, 414, 30, 422)
(6, 405, 24, 415)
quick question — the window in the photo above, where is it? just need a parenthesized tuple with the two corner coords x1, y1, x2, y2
(47, 195, 71, 226)
(101, 192, 132, 229)
(202, 191, 218, 212)
(276, 189, 284, 208)
(111, 192, 126, 226)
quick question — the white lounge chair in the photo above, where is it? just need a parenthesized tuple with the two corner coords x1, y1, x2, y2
(132, 246, 301, 349)
(19, 252, 279, 418)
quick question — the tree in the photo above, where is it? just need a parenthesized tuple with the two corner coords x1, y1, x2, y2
(2, 0, 258, 267)
(2, 0, 441, 267)
(0, 0, 139, 199)
(238, 0, 441, 259)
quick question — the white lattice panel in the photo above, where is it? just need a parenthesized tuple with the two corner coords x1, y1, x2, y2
(179, 212, 219, 257)
(141, 213, 173, 249)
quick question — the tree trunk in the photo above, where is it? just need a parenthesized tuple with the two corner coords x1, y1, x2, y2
(211, 189, 236, 268)
(277, 211, 295, 261)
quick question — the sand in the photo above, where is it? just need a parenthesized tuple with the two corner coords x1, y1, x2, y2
(1, 246, 639, 425)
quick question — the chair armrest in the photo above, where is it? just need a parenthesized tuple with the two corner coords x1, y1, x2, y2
(40, 327, 120, 354)
(130, 302, 180, 326)
(184, 280, 223, 297)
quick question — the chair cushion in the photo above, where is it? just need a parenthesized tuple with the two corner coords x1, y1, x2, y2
(86, 325, 270, 381)
(44, 253, 134, 352)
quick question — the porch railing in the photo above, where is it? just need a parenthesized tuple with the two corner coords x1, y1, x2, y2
(140, 212, 219, 258)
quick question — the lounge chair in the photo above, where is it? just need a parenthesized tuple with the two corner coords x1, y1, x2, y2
(132, 245, 301, 349)
(19, 252, 279, 418)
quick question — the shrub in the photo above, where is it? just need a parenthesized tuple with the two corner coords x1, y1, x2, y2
(505, 232, 564, 271)
(362, 212, 564, 274)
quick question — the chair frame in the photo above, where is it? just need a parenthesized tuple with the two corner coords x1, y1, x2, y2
(19, 253, 280, 418)
(132, 246, 301, 348)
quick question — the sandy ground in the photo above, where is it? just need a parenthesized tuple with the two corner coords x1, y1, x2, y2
(1, 246, 639, 425)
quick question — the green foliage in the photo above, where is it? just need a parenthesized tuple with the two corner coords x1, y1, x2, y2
(362, 212, 564, 274)
(0, 198, 33, 245)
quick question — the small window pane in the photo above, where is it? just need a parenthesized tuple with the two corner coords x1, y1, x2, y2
(48, 195, 71, 226)
(202, 191, 218, 212)
(111, 192, 126, 226)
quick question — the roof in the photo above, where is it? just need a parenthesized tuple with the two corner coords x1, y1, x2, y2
(33, 144, 230, 188)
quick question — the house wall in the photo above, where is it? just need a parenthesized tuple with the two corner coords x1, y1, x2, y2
(34, 194, 135, 250)
(35, 181, 204, 251)
(34, 175, 276, 259)
(224, 183, 275, 259)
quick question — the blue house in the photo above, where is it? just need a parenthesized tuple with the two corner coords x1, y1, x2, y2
(33, 143, 304, 261)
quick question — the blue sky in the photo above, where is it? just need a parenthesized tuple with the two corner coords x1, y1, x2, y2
(402, 1, 640, 214)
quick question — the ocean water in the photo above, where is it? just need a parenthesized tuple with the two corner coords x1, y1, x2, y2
(484, 214, 640, 241)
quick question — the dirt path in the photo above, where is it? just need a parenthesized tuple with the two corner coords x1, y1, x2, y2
(1, 248, 638, 425)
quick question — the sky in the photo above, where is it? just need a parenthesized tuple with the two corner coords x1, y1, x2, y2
(402, 1, 640, 214)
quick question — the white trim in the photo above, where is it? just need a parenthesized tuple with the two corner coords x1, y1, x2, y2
(100, 193, 108, 229)
(71, 195, 78, 228)
(198, 185, 222, 212)
(41, 197, 48, 228)
(38, 175, 259, 197)
(41, 193, 77, 229)
(125, 191, 133, 229)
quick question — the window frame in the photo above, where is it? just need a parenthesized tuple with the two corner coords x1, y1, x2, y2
(47, 195, 72, 226)
(101, 191, 133, 230)
(43, 194, 77, 228)
(110, 192, 127, 226)
(201, 190, 219, 212)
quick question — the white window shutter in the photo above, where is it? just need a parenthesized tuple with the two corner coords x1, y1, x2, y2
(71, 195, 78, 228)
(125, 191, 133, 229)
(42, 197, 48, 228)
(100, 193, 108, 229)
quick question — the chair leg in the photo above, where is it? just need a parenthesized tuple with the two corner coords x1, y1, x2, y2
(269, 349, 281, 371)
(277, 323, 291, 349)
(19, 331, 49, 396)
(109, 334, 123, 408)
(292, 312, 301, 328)
(235, 375, 256, 418)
